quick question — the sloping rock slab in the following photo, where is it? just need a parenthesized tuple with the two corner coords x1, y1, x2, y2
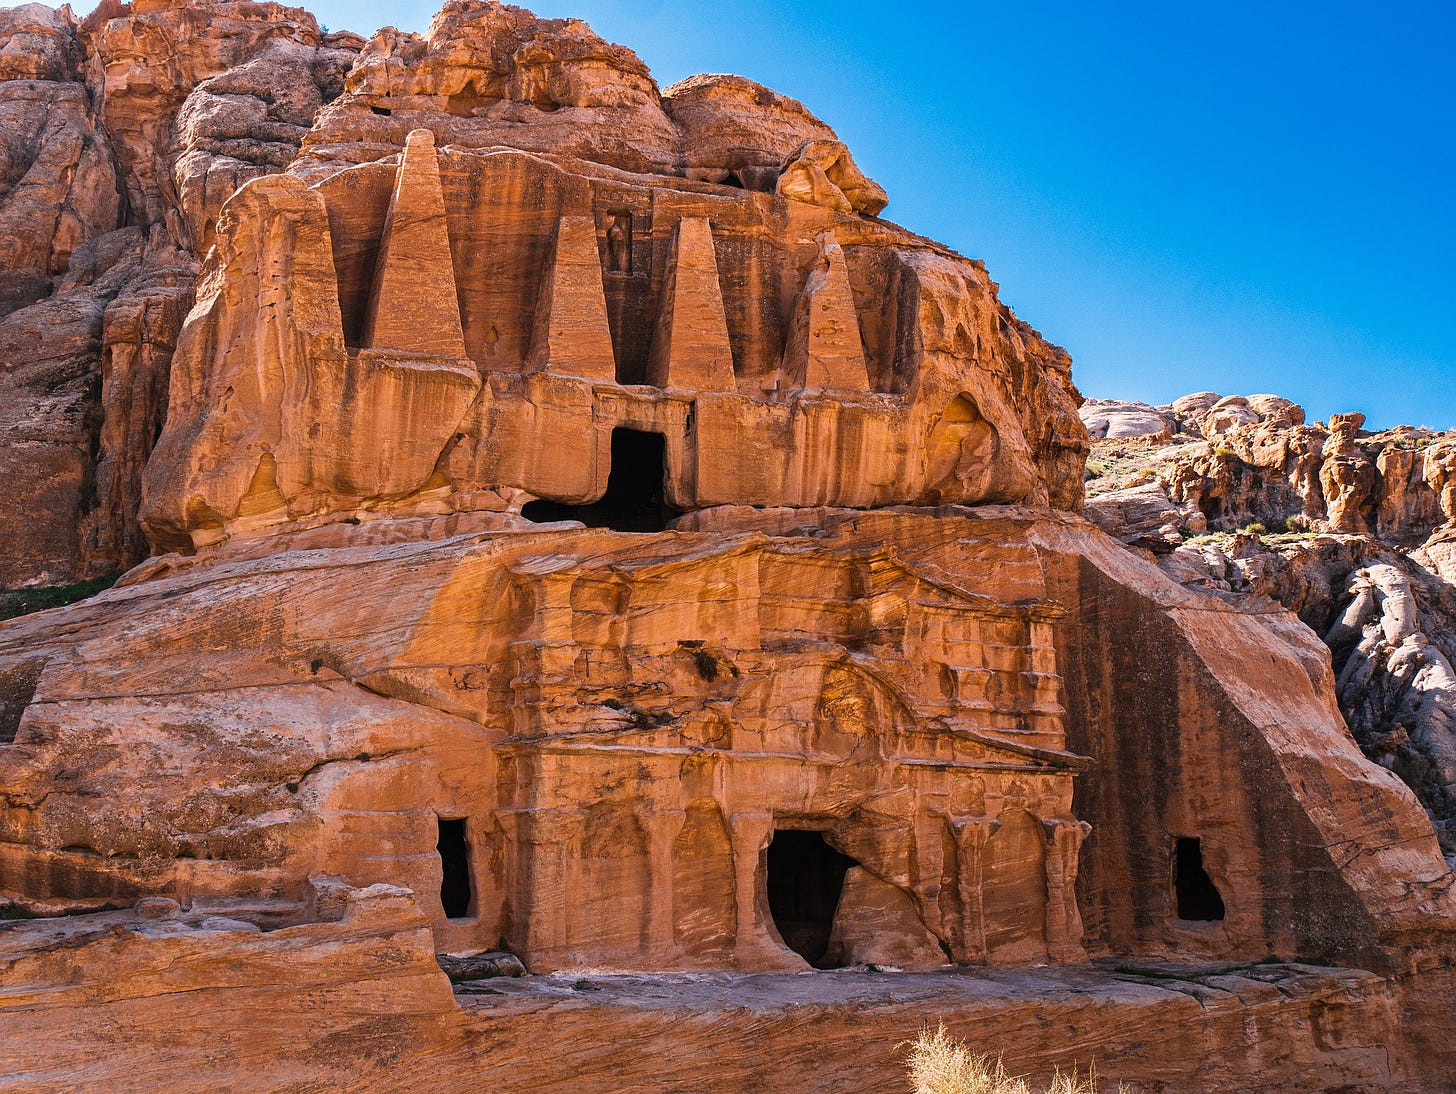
(0, 894, 1402, 1092)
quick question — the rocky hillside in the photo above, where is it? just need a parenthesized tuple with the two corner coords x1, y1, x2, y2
(1084, 394, 1456, 853)
(0, 0, 1086, 590)
(3, 4, 1456, 1090)
(0, 0, 362, 587)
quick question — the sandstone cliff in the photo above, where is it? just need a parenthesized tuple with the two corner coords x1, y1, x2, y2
(0, 0, 1085, 590)
(0, 0, 354, 587)
(1083, 395, 1456, 857)
(0, 3, 1454, 1091)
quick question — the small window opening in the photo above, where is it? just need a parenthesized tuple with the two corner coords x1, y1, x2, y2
(766, 829, 859, 968)
(523, 428, 679, 533)
(722, 170, 745, 189)
(437, 817, 473, 919)
(1174, 836, 1225, 921)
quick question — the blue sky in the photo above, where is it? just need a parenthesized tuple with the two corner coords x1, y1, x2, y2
(301, 2, 1452, 427)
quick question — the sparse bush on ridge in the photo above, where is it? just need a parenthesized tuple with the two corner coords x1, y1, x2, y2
(0, 574, 120, 622)
(904, 1025, 1116, 1094)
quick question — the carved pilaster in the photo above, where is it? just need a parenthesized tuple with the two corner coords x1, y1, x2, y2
(645, 809, 686, 961)
(1042, 818, 1092, 962)
(511, 809, 580, 966)
(726, 812, 800, 968)
(951, 816, 999, 964)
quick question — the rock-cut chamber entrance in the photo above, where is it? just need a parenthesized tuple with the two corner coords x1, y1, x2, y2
(766, 829, 860, 968)
(437, 817, 473, 919)
(1174, 836, 1225, 921)
(523, 428, 680, 532)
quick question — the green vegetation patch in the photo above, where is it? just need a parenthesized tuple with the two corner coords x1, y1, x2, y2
(0, 574, 122, 623)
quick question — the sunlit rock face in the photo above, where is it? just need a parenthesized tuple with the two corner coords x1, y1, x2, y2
(2, 3, 1456, 1092)
(1083, 393, 1456, 863)
(138, 107, 1085, 549)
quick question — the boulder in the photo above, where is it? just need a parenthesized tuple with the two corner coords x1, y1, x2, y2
(1079, 399, 1175, 442)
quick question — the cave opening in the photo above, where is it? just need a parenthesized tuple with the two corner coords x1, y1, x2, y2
(522, 428, 679, 532)
(1173, 836, 1225, 921)
(766, 829, 859, 968)
(437, 816, 473, 920)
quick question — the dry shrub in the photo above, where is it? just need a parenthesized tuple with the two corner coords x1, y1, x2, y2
(905, 1024, 1111, 1094)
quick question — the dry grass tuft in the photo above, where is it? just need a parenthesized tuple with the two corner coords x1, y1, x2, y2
(905, 1024, 1112, 1094)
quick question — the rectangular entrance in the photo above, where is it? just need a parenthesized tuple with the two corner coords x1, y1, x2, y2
(523, 428, 680, 532)
(437, 816, 473, 920)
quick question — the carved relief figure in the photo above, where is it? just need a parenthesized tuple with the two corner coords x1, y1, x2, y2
(606, 211, 633, 274)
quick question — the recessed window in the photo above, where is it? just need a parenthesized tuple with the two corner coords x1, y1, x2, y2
(437, 817, 473, 920)
(523, 428, 679, 532)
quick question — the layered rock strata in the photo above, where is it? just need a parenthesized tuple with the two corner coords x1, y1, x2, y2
(0, 886, 1405, 1092)
(1, 507, 1451, 976)
(0, 0, 360, 588)
(1081, 395, 1456, 858)
(0, 3, 1454, 1091)
(138, 119, 1083, 549)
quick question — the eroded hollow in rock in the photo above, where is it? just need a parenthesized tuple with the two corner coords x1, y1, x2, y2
(437, 817, 473, 919)
(523, 428, 680, 532)
(1173, 836, 1225, 921)
(0, 660, 43, 745)
(766, 829, 860, 967)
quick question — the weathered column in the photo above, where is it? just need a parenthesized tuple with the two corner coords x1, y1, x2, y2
(727, 812, 800, 969)
(911, 810, 950, 943)
(951, 817, 998, 964)
(645, 809, 686, 965)
(1043, 818, 1093, 962)
(512, 808, 579, 969)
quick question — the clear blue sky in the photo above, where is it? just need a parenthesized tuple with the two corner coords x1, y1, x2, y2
(262, 3, 1456, 427)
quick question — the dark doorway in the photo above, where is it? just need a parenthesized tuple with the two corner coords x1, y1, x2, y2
(437, 817, 473, 919)
(766, 829, 859, 967)
(522, 428, 680, 532)
(1173, 837, 1225, 921)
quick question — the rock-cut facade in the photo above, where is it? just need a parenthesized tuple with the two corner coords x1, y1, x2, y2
(0, 2, 1455, 1089)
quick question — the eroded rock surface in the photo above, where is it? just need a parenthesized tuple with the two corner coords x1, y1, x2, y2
(0, 889, 1407, 1093)
(1083, 393, 1456, 859)
(1, 0, 1079, 591)
(0, 3, 1454, 1090)
(0, 1, 362, 587)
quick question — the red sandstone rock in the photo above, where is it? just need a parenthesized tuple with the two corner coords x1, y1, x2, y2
(2, 4, 1456, 1089)
(78, 0, 325, 231)
(0, 887, 1408, 1091)
(139, 126, 1083, 547)
(1085, 395, 1456, 867)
